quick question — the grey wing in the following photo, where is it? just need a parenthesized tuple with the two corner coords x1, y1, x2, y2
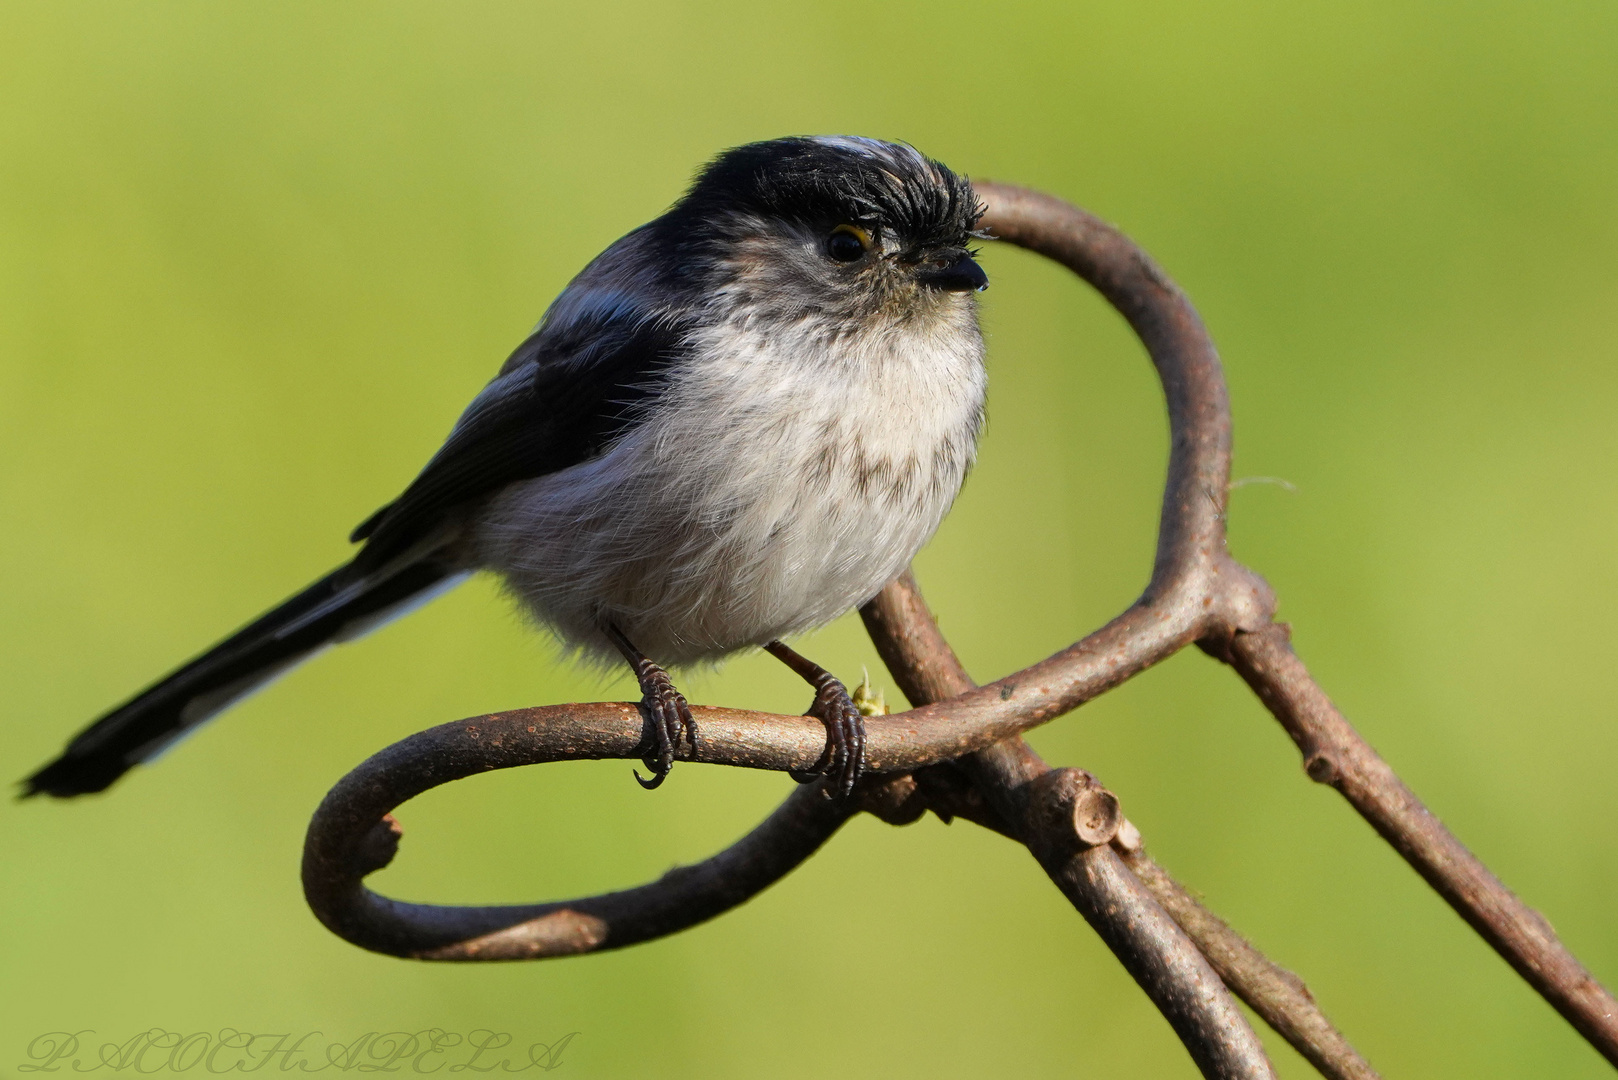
(351, 310, 689, 572)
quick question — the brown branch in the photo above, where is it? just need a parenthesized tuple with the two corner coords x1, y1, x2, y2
(974, 182, 1618, 1063)
(969, 737, 1277, 1080)
(298, 180, 1618, 1072)
(1220, 622, 1618, 1062)
(295, 691, 1117, 959)
(862, 574, 1372, 1080)
(860, 579, 1274, 1077)
(1113, 837, 1379, 1080)
(302, 703, 858, 960)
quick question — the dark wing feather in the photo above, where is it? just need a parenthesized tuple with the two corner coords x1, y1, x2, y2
(352, 311, 687, 570)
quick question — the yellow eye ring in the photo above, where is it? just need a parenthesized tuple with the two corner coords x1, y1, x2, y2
(827, 223, 873, 263)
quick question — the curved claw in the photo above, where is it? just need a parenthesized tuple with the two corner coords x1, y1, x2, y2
(805, 676, 867, 797)
(630, 667, 695, 790)
(763, 641, 869, 796)
(602, 622, 697, 790)
(787, 730, 835, 785)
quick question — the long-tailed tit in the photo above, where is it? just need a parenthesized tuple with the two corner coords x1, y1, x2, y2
(24, 135, 989, 799)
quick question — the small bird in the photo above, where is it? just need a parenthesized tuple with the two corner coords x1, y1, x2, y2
(23, 136, 988, 799)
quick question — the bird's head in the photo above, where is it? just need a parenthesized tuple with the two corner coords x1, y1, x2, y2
(661, 136, 987, 328)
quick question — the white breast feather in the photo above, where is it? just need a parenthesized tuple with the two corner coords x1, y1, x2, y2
(474, 306, 986, 668)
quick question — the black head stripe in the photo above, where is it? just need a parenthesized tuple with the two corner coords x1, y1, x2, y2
(675, 136, 982, 251)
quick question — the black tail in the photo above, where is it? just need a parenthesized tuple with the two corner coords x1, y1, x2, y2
(22, 557, 462, 798)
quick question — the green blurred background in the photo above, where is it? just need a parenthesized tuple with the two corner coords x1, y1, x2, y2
(3, 2, 1616, 1076)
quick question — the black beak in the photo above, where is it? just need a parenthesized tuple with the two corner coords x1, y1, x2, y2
(918, 251, 988, 293)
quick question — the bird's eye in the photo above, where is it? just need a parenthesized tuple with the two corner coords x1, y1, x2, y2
(826, 224, 872, 263)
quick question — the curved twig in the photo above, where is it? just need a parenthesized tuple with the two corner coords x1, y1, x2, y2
(302, 706, 854, 959)
(303, 182, 1263, 967)
(302, 182, 1618, 1071)
(980, 183, 1618, 1063)
(296, 695, 1020, 961)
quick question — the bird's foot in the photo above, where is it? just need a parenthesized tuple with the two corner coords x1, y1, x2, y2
(631, 661, 695, 790)
(787, 670, 867, 797)
(602, 621, 696, 791)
